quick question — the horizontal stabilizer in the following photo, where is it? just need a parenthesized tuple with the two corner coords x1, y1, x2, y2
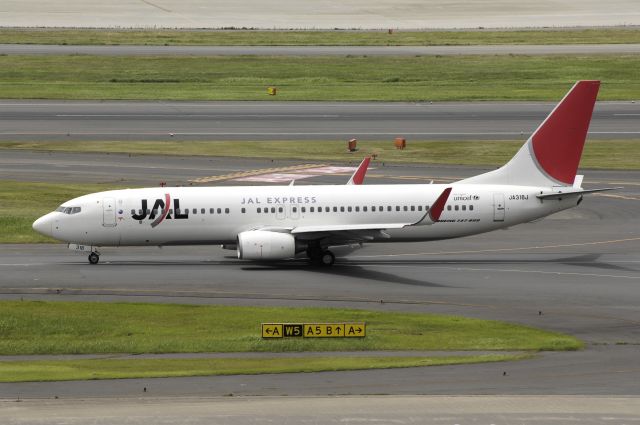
(536, 187, 620, 200)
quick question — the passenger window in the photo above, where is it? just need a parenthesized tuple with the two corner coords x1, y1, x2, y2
(347, 206, 352, 212)
(192, 208, 197, 214)
(396, 206, 400, 211)
(302, 207, 306, 213)
(310, 207, 314, 212)
(264, 208, 269, 214)
(131, 209, 135, 215)
(355, 206, 359, 212)
(277, 207, 282, 213)
(217, 208, 222, 214)
(403, 206, 408, 211)
(387, 206, 391, 212)
(462, 205, 466, 211)
(241, 208, 246, 213)
(410, 206, 415, 211)
(293, 207, 297, 213)
(257, 207, 262, 213)
(447, 205, 452, 211)
(470, 205, 474, 211)
(325, 207, 330, 212)
(333, 207, 338, 212)
(418, 206, 423, 211)
(201, 208, 205, 214)
(363, 206, 368, 212)
(372, 206, 376, 212)
(455, 205, 459, 211)
(225, 208, 229, 214)
(210, 208, 214, 214)
(340, 207, 345, 212)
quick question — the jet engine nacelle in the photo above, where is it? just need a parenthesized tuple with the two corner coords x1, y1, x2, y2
(237, 230, 296, 260)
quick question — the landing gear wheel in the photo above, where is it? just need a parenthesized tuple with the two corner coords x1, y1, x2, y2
(88, 252, 100, 265)
(320, 250, 335, 266)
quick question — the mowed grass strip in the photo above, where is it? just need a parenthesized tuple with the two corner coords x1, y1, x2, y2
(0, 54, 639, 101)
(0, 180, 126, 243)
(0, 354, 526, 383)
(2, 140, 636, 169)
(1, 28, 640, 46)
(0, 301, 582, 355)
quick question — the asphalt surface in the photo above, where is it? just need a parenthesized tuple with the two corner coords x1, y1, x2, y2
(4, 43, 640, 56)
(1, 100, 639, 142)
(0, 153, 639, 401)
(2, 0, 639, 28)
(4, 396, 640, 425)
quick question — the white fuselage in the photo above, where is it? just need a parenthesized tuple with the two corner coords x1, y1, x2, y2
(36, 183, 577, 247)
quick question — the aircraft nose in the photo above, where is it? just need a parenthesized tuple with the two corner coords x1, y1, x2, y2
(32, 214, 54, 237)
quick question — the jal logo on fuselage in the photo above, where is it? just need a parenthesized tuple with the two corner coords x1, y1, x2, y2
(131, 194, 188, 228)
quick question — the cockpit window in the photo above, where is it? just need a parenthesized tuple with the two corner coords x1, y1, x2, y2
(56, 205, 81, 215)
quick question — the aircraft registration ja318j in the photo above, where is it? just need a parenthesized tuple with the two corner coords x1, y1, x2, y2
(33, 81, 616, 266)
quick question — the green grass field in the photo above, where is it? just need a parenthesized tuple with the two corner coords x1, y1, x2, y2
(1, 139, 636, 169)
(0, 301, 581, 355)
(0, 354, 525, 383)
(0, 300, 573, 381)
(1, 28, 639, 46)
(0, 54, 638, 101)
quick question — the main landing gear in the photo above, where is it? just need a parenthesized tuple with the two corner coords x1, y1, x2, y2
(88, 251, 100, 265)
(306, 244, 335, 267)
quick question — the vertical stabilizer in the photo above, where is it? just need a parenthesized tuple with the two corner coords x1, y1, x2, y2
(459, 81, 600, 187)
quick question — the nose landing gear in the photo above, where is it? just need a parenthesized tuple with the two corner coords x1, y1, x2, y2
(88, 251, 100, 265)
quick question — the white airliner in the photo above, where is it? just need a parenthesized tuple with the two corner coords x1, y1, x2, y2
(33, 80, 614, 266)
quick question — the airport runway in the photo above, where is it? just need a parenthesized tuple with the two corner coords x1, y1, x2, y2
(0, 153, 639, 400)
(4, 43, 640, 56)
(2, 0, 639, 29)
(1, 100, 639, 141)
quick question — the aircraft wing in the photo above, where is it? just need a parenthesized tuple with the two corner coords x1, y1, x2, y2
(285, 187, 453, 243)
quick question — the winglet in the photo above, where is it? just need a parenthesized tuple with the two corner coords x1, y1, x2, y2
(347, 156, 371, 185)
(429, 187, 452, 221)
(409, 187, 452, 226)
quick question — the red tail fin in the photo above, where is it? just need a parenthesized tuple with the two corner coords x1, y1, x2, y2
(459, 81, 600, 187)
(532, 80, 600, 185)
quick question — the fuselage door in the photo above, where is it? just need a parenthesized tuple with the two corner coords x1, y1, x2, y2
(493, 193, 505, 222)
(103, 197, 117, 227)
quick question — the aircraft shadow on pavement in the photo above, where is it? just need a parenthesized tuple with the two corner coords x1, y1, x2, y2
(240, 262, 449, 288)
(342, 253, 637, 273)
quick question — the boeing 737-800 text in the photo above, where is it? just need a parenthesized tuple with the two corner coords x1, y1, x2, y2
(33, 81, 614, 266)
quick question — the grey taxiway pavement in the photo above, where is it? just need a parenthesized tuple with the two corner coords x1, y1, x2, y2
(1, 100, 639, 141)
(0, 153, 639, 401)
